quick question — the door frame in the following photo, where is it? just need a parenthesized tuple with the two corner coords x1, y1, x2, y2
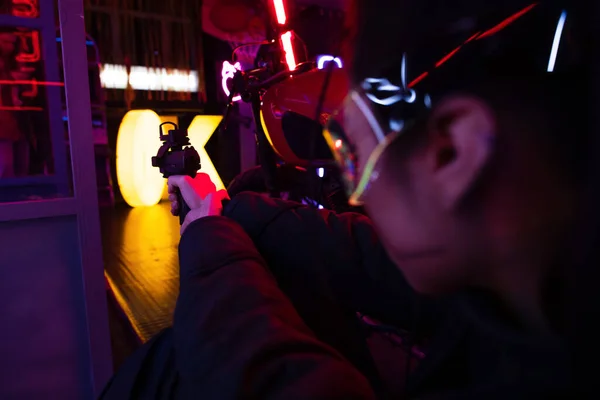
(0, 0, 112, 396)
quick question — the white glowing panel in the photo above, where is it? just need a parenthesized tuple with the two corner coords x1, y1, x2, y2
(188, 115, 226, 191)
(100, 64, 199, 92)
(273, 0, 287, 25)
(317, 55, 343, 70)
(221, 61, 242, 102)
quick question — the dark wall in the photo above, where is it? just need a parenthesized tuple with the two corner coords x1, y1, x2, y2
(202, 32, 235, 112)
(292, 5, 346, 58)
(202, 32, 242, 186)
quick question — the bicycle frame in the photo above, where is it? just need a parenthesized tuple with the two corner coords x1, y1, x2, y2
(222, 0, 306, 195)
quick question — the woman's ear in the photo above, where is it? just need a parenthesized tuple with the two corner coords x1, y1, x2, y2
(425, 96, 496, 210)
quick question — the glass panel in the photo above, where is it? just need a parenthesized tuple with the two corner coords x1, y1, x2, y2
(0, 22, 74, 202)
(0, 0, 40, 18)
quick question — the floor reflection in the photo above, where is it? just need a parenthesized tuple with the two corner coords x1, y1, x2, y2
(101, 202, 180, 342)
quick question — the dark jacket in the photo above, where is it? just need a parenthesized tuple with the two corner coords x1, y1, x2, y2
(221, 193, 570, 398)
(101, 192, 569, 399)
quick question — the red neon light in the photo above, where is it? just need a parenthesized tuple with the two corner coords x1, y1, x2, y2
(0, 79, 64, 87)
(21, 79, 38, 98)
(272, 0, 287, 25)
(0, 106, 43, 111)
(11, 0, 39, 18)
(435, 46, 462, 68)
(465, 31, 481, 43)
(408, 72, 429, 88)
(478, 3, 538, 39)
(15, 30, 41, 63)
(280, 31, 297, 70)
(407, 4, 537, 89)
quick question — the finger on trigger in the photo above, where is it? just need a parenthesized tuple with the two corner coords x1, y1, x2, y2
(178, 177, 198, 207)
(167, 175, 184, 194)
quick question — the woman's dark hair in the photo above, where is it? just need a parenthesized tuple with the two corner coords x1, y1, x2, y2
(347, 0, 591, 181)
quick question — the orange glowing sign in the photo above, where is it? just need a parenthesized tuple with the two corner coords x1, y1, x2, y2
(188, 115, 225, 191)
(116, 112, 225, 208)
(116, 110, 166, 207)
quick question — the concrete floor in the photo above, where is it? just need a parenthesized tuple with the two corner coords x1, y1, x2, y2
(101, 202, 180, 343)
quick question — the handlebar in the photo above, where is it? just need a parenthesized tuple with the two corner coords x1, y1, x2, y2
(221, 61, 315, 134)
(246, 62, 314, 92)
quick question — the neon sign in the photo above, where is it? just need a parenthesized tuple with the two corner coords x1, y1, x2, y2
(15, 30, 40, 63)
(11, 0, 39, 18)
(0, 22, 43, 107)
(99, 64, 199, 92)
(317, 55, 343, 70)
(116, 112, 225, 208)
(221, 60, 242, 102)
(3, 65, 201, 95)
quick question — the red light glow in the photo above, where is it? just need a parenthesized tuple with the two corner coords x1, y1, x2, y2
(435, 46, 462, 68)
(272, 0, 287, 25)
(11, 0, 39, 18)
(408, 72, 429, 88)
(410, 4, 537, 88)
(280, 31, 297, 71)
(0, 106, 43, 111)
(15, 30, 41, 63)
(0, 79, 64, 87)
(477, 3, 538, 40)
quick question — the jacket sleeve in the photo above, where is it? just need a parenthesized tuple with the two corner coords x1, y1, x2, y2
(174, 216, 376, 400)
(223, 192, 429, 330)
